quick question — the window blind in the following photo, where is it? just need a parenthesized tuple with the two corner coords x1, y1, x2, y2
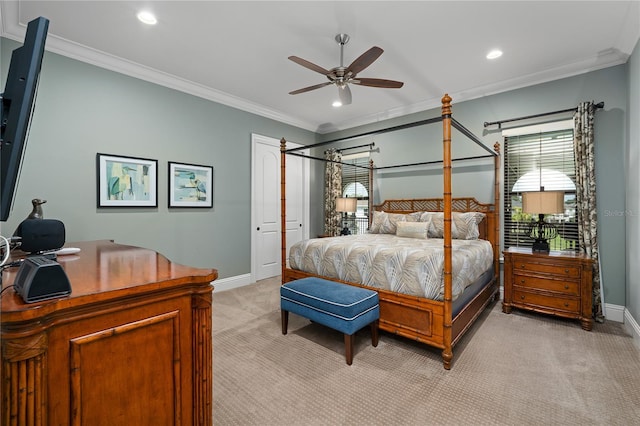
(342, 154, 370, 199)
(503, 128, 578, 251)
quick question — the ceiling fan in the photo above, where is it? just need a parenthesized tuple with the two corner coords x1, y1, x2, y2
(288, 34, 404, 106)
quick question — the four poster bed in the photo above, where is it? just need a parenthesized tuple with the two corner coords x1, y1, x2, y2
(280, 94, 500, 369)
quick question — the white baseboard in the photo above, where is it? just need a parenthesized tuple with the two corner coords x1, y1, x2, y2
(623, 308, 640, 350)
(605, 303, 640, 350)
(212, 274, 252, 292)
(604, 303, 625, 323)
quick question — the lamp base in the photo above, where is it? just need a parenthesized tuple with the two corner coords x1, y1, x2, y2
(528, 214, 557, 253)
(339, 212, 351, 236)
(531, 238, 550, 253)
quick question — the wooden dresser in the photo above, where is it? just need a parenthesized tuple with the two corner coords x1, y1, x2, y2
(1, 240, 218, 425)
(503, 247, 593, 331)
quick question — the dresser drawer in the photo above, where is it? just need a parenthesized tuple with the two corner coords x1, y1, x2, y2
(513, 290, 580, 314)
(512, 259, 579, 278)
(513, 274, 579, 296)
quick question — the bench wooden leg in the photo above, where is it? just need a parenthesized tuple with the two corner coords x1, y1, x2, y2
(370, 320, 379, 347)
(344, 333, 353, 365)
(281, 310, 289, 335)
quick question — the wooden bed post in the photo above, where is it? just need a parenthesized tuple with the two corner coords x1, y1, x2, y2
(280, 138, 287, 281)
(493, 142, 501, 289)
(441, 94, 453, 370)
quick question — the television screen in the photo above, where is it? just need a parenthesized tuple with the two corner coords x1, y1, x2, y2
(1, 16, 49, 222)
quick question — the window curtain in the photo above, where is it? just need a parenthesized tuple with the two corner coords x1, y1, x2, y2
(324, 149, 342, 236)
(574, 101, 603, 322)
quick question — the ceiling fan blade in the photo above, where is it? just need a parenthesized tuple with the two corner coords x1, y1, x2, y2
(288, 56, 331, 75)
(352, 78, 404, 89)
(346, 46, 383, 75)
(289, 81, 333, 95)
(338, 84, 352, 105)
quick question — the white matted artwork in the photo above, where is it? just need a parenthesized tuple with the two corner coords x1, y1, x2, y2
(96, 153, 158, 207)
(168, 162, 213, 208)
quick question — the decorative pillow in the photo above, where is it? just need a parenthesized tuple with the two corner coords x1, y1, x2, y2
(419, 212, 457, 238)
(369, 211, 416, 234)
(452, 212, 486, 240)
(408, 211, 424, 221)
(395, 221, 429, 239)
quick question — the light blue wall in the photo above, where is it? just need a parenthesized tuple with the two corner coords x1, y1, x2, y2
(626, 38, 640, 325)
(1, 39, 315, 279)
(2, 36, 637, 313)
(319, 65, 630, 308)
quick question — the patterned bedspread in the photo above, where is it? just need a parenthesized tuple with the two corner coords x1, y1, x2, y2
(289, 234, 493, 301)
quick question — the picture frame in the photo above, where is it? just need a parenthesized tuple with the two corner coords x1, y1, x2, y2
(168, 162, 213, 208)
(96, 153, 158, 207)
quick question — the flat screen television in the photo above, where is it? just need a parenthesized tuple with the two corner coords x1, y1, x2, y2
(1, 16, 49, 222)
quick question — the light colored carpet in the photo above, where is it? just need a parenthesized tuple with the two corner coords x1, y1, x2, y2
(212, 277, 640, 425)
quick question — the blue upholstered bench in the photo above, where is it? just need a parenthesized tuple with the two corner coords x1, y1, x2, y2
(281, 277, 380, 365)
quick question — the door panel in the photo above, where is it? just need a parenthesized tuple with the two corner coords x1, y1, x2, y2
(255, 141, 281, 279)
(252, 134, 308, 281)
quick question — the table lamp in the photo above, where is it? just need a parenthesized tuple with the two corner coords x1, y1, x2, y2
(522, 190, 564, 252)
(336, 197, 357, 235)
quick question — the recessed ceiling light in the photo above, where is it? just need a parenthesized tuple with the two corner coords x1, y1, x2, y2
(137, 11, 157, 25)
(486, 49, 503, 60)
(332, 101, 342, 108)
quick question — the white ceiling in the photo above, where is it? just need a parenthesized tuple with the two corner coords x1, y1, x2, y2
(1, 1, 639, 133)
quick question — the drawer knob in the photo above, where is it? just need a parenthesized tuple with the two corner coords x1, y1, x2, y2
(565, 269, 570, 273)
(520, 279, 526, 284)
(564, 303, 569, 307)
(520, 264, 525, 268)
(564, 285, 569, 290)
(520, 295, 525, 300)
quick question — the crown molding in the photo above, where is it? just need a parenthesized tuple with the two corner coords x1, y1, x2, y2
(0, 2, 317, 132)
(320, 48, 629, 134)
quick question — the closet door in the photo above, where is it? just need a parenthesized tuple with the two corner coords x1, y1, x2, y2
(251, 134, 308, 281)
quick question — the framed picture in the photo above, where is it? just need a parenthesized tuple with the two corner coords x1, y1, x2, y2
(96, 153, 158, 207)
(168, 162, 213, 208)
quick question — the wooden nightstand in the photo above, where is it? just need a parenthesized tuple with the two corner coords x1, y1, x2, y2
(503, 247, 593, 330)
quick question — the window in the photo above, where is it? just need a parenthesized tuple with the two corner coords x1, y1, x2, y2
(342, 152, 370, 234)
(503, 125, 578, 251)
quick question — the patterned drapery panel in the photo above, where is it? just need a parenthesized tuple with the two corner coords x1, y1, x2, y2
(324, 149, 342, 236)
(574, 101, 603, 322)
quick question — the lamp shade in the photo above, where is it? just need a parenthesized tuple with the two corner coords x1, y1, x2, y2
(335, 197, 357, 213)
(522, 191, 564, 214)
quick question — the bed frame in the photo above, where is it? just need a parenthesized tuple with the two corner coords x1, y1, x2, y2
(279, 95, 501, 369)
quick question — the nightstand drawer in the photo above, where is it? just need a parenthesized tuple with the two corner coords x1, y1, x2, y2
(513, 290, 580, 314)
(512, 260, 579, 278)
(513, 274, 579, 296)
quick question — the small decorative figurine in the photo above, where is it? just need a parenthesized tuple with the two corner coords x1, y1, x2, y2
(27, 198, 47, 219)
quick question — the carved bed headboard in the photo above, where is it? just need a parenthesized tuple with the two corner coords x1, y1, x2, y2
(373, 197, 498, 258)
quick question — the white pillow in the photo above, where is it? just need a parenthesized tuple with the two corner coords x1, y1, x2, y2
(395, 221, 429, 239)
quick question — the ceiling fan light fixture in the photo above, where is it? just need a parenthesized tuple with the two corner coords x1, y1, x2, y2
(288, 34, 403, 104)
(332, 100, 343, 108)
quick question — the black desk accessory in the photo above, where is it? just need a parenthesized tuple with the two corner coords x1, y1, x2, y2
(13, 255, 72, 303)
